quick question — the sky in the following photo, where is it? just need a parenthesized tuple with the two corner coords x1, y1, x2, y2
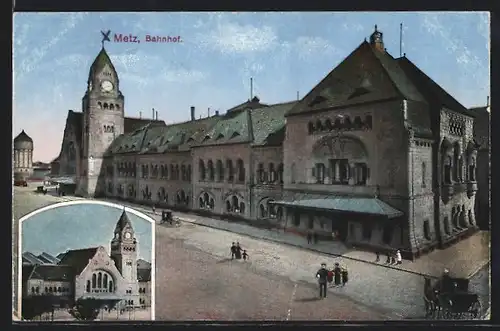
(13, 12, 490, 162)
(22, 203, 153, 261)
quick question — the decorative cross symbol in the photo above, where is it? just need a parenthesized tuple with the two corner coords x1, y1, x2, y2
(101, 30, 111, 47)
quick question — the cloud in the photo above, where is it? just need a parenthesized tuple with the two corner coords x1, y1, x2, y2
(421, 14, 485, 79)
(294, 36, 341, 59)
(15, 13, 87, 80)
(197, 22, 278, 54)
(342, 22, 365, 32)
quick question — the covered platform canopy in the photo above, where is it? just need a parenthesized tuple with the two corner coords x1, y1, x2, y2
(271, 197, 404, 219)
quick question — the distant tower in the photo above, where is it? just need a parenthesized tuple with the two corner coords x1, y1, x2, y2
(13, 130, 34, 181)
(78, 46, 125, 197)
(369, 25, 384, 52)
(110, 210, 139, 306)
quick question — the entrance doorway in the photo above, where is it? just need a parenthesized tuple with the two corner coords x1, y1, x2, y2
(330, 214, 348, 241)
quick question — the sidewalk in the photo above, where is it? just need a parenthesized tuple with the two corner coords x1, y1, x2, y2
(100, 197, 490, 280)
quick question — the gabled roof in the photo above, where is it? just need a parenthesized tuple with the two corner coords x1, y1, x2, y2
(28, 265, 75, 282)
(57, 247, 98, 275)
(194, 109, 250, 147)
(251, 101, 297, 146)
(37, 252, 60, 265)
(395, 56, 474, 117)
(286, 41, 426, 117)
(22, 252, 45, 265)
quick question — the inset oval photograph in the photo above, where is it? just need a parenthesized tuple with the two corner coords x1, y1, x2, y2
(17, 201, 155, 321)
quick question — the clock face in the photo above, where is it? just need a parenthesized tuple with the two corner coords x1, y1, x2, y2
(101, 80, 114, 92)
(124, 232, 132, 239)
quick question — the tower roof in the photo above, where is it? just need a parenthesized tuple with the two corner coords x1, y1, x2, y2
(14, 130, 33, 143)
(88, 47, 117, 80)
(115, 210, 133, 232)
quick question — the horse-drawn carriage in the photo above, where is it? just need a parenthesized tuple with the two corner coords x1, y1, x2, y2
(159, 210, 181, 227)
(424, 273, 482, 319)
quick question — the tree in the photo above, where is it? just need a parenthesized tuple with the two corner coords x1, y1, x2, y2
(68, 298, 102, 321)
(22, 295, 55, 321)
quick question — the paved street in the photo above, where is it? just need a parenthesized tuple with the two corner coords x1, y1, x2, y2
(13, 187, 491, 320)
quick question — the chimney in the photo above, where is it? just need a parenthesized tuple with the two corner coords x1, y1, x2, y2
(156, 110, 158, 120)
(190, 106, 195, 121)
(139, 111, 142, 119)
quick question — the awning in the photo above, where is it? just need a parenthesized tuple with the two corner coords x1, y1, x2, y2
(271, 197, 404, 219)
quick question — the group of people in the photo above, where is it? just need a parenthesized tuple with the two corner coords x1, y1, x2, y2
(375, 249, 402, 265)
(230, 242, 249, 261)
(315, 262, 349, 298)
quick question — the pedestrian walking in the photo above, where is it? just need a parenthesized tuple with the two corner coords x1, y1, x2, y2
(316, 263, 329, 298)
(242, 250, 249, 261)
(307, 231, 312, 244)
(313, 232, 318, 244)
(230, 242, 236, 260)
(391, 253, 396, 264)
(386, 253, 391, 264)
(396, 250, 402, 264)
(341, 267, 349, 286)
(375, 251, 380, 262)
(235, 242, 242, 259)
(333, 262, 342, 286)
(152, 205, 156, 214)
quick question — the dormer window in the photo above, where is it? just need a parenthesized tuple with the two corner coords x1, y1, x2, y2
(203, 135, 210, 142)
(216, 133, 224, 140)
(231, 132, 240, 138)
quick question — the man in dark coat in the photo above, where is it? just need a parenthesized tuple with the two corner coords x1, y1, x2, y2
(230, 242, 237, 259)
(316, 263, 329, 298)
(333, 263, 342, 286)
(235, 242, 243, 259)
(307, 231, 312, 244)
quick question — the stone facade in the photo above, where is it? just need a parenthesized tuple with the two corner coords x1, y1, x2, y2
(53, 27, 485, 260)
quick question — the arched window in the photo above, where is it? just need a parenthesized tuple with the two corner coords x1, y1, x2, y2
(325, 119, 333, 130)
(453, 143, 460, 181)
(291, 163, 296, 184)
(198, 160, 206, 181)
(365, 115, 373, 129)
(92, 274, 97, 288)
(226, 200, 231, 212)
(207, 160, 215, 181)
(269, 163, 276, 183)
(239, 202, 245, 214)
(103, 274, 108, 289)
(31, 287, 35, 293)
(97, 272, 102, 288)
(343, 116, 352, 130)
(231, 196, 238, 211)
(109, 280, 113, 292)
(57, 287, 61, 292)
(209, 198, 215, 209)
(227, 159, 234, 181)
(104, 103, 109, 109)
(333, 117, 342, 129)
(308, 121, 315, 134)
(237, 159, 245, 182)
(203, 192, 209, 205)
(353, 116, 363, 129)
(444, 156, 452, 184)
(315, 119, 323, 131)
(422, 162, 426, 187)
(170, 164, 175, 180)
(216, 160, 224, 181)
(110, 104, 115, 110)
(181, 164, 186, 181)
(175, 164, 180, 179)
(86, 280, 91, 292)
(469, 157, 476, 181)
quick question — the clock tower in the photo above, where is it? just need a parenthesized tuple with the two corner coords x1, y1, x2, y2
(111, 210, 139, 302)
(78, 46, 125, 197)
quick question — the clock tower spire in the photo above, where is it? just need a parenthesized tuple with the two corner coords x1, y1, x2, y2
(78, 47, 125, 197)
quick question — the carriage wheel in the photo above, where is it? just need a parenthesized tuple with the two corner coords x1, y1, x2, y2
(469, 300, 482, 319)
